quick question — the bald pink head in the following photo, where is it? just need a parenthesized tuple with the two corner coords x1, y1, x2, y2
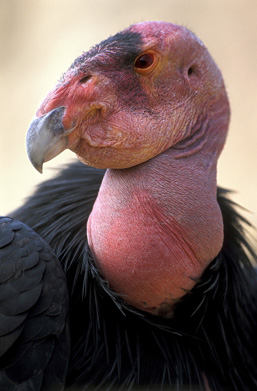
(30, 21, 229, 172)
(27, 22, 230, 316)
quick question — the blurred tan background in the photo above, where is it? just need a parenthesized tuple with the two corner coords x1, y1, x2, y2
(1, 0, 257, 229)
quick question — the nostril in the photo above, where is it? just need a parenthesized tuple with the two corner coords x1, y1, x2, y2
(187, 66, 194, 76)
(79, 75, 92, 84)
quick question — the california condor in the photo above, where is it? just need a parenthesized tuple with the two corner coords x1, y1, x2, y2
(1, 21, 257, 390)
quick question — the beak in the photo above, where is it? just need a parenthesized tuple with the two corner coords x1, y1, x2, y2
(26, 106, 70, 173)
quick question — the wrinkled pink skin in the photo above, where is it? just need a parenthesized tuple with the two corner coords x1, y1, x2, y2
(37, 22, 230, 316)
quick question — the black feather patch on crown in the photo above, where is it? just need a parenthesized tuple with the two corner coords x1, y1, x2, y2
(69, 30, 143, 73)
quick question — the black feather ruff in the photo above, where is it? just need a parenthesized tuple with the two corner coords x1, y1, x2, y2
(13, 162, 257, 391)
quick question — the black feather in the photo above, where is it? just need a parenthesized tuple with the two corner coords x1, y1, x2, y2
(68, 30, 143, 74)
(10, 162, 257, 390)
(0, 217, 70, 390)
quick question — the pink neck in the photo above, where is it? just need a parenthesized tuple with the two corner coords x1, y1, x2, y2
(87, 139, 224, 317)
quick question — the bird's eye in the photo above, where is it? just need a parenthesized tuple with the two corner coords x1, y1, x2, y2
(134, 52, 157, 74)
(135, 53, 154, 69)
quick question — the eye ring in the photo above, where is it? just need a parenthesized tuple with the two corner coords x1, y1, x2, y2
(134, 51, 158, 74)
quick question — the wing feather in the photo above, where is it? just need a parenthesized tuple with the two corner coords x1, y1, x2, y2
(0, 217, 70, 390)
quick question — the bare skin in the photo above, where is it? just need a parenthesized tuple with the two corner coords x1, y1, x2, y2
(87, 156, 223, 316)
(27, 21, 230, 316)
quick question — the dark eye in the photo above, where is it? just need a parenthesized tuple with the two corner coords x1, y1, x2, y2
(135, 53, 154, 69)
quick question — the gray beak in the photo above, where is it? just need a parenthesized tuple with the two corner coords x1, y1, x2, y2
(26, 107, 68, 173)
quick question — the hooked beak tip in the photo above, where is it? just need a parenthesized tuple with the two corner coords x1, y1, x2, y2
(32, 161, 43, 174)
(26, 143, 44, 173)
(26, 106, 67, 173)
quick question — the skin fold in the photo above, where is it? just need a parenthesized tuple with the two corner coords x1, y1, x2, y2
(26, 21, 230, 316)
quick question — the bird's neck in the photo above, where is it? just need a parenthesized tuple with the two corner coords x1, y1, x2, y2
(87, 148, 223, 317)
